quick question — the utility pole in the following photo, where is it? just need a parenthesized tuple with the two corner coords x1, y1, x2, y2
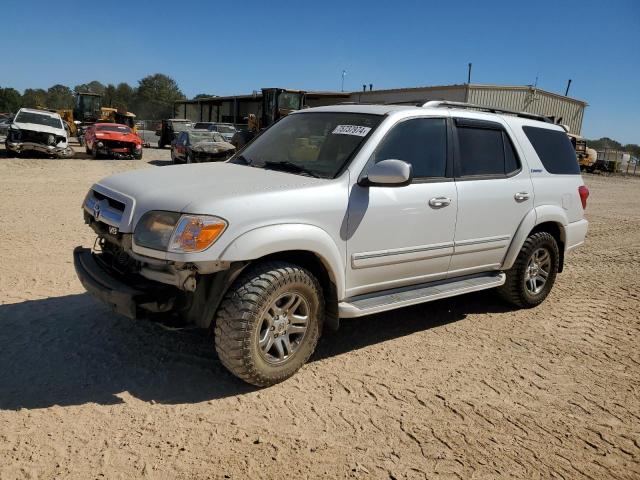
(341, 70, 347, 92)
(565, 79, 572, 96)
(467, 63, 472, 84)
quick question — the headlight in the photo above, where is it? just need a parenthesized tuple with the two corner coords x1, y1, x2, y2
(134, 211, 181, 250)
(168, 215, 227, 252)
(133, 211, 226, 253)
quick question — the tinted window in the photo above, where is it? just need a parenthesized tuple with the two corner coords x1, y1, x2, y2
(523, 126, 580, 174)
(503, 132, 520, 175)
(372, 118, 447, 178)
(457, 127, 505, 176)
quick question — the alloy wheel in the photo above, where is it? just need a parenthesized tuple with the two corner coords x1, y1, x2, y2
(257, 292, 309, 364)
(524, 247, 551, 295)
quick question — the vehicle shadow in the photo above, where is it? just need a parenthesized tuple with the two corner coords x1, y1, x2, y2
(0, 291, 514, 410)
(148, 159, 174, 167)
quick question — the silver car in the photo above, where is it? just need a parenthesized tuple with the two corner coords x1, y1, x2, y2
(74, 102, 589, 386)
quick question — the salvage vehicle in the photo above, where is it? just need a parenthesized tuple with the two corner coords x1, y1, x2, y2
(170, 130, 235, 163)
(192, 122, 238, 142)
(5, 108, 73, 158)
(84, 123, 143, 159)
(156, 119, 192, 148)
(74, 101, 589, 386)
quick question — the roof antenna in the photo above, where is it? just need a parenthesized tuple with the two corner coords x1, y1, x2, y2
(534, 74, 538, 88)
(564, 79, 572, 96)
(467, 63, 472, 84)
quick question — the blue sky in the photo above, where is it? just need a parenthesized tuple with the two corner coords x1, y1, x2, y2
(2, 0, 638, 143)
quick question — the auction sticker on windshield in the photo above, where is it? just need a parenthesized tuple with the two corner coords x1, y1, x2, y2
(332, 125, 372, 137)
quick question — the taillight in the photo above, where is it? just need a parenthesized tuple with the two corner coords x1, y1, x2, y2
(578, 185, 589, 209)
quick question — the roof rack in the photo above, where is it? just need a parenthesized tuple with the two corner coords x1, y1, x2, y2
(422, 100, 553, 124)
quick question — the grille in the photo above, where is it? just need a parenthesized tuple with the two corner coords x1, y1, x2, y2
(92, 190, 126, 212)
(20, 129, 53, 144)
(103, 139, 134, 149)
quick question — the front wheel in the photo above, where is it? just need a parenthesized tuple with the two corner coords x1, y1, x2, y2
(214, 261, 323, 387)
(498, 231, 559, 308)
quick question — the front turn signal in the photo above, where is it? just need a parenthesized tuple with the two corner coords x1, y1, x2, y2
(168, 215, 227, 253)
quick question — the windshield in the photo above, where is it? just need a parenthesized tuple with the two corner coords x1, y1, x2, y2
(278, 92, 303, 110)
(97, 124, 132, 133)
(193, 122, 212, 129)
(170, 121, 192, 132)
(15, 111, 63, 129)
(215, 124, 236, 133)
(230, 112, 382, 178)
(190, 131, 225, 143)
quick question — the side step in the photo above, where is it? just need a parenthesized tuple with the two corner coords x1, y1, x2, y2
(338, 272, 505, 318)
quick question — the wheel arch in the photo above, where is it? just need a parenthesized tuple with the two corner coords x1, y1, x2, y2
(218, 224, 345, 329)
(502, 206, 568, 272)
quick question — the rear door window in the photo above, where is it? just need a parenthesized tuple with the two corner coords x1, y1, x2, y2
(523, 126, 580, 174)
(455, 120, 522, 178)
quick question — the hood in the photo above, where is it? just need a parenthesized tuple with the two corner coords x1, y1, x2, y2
(12, 121, 66, 136)
(95, 131, 141, 143)
(191, 141, 234, 153)
(96, 162, 327, 230)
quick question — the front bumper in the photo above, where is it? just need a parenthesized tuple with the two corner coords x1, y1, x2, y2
(73, 246, 178, 319)
(6, 141, 74, 158)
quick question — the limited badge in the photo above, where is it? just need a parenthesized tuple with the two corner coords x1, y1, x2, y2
(331, 125, 372, 137)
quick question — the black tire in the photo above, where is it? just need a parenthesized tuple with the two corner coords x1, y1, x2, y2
(158, 142, 165, 149)
(91, 144, 100, 160)
(186, 152, 194, 164)
(215, 261, 323, 387)
(498, 231, 559, 308)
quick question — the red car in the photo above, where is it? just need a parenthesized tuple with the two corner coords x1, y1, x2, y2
(84, 123, 143, 159)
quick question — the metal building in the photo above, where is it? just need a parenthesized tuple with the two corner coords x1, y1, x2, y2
(175, 83, 587, 134)
(350, 84, 587, 134)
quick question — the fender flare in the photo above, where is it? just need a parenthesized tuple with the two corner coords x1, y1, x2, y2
(502, 205, 568, 270)
(219, 224, 346, 299)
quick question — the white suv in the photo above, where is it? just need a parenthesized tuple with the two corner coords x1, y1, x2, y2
(74, 101, 589, 386)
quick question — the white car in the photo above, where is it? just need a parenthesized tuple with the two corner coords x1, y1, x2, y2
(74, 101, 589, 386)
(5, 108, 73, 158)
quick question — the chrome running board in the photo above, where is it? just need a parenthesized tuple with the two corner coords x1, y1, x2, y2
(338, 272, 506, 318)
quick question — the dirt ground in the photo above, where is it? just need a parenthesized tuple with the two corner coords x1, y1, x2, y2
(0, 144, 639, 480)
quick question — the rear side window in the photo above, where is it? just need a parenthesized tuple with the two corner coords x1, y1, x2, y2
(372, 118, 447, 178)
(456, 125, 521, 177)
(523, 126, 580, 174)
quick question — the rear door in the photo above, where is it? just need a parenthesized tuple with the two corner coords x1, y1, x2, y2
(449, 117, 534, 277)
(346, 116, 458, 297)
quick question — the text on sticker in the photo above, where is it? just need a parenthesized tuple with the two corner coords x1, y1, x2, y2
(332, 125, 372, 137)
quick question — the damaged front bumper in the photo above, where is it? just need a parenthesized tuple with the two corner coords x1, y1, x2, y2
(73, 246, 179, 319)
(6, 141, 74, 158)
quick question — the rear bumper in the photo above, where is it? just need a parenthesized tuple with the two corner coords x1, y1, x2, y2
(73, 246, 178, 319)
(565, 219, 589, 253)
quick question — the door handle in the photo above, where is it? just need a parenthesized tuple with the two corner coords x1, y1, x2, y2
(429, 196, 451, 208)
(514, 192, 530, 202)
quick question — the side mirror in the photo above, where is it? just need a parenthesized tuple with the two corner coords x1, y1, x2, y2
(360, 159, 412, 186)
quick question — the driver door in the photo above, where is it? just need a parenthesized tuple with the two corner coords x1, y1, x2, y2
(346, 117, 458, 297)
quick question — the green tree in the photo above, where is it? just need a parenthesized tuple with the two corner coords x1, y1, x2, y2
(46, 84, 74, 109)
(103, 84, 117, 106)
(74, 80, 106, 95)
(114, 82, 135, 111)
(193, 93, 216, 100)
(0, 87, 22, 113)
(134, 74, 185, 119)
(21, 88, 47, 108)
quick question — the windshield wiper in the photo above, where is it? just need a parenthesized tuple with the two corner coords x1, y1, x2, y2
(261, 161, 320, 178)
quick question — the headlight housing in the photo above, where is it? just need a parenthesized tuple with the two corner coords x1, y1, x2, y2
(134, 211, 227, 253)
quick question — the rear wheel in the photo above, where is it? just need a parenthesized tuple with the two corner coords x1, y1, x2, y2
(215, 261, 323, 386)
(498, 231, 559, 308)
(91, 144, 100, 159)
